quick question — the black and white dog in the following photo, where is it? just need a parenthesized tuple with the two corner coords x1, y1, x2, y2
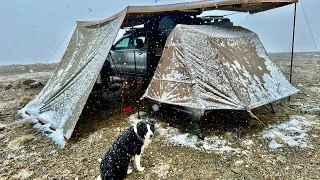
(99, 120, 154, 180)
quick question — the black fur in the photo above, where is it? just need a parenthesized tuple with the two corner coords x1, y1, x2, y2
(136, 122, 148, 140)
(100, 121, 154, 180)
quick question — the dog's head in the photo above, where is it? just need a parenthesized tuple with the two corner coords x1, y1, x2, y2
(134, 121, 154, 140)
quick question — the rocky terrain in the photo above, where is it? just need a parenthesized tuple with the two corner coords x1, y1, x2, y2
(0, 52, 319, 179)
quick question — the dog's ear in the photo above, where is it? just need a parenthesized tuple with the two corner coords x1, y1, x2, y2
(136, 121, 148, 139)
(147, 120, 155, 133)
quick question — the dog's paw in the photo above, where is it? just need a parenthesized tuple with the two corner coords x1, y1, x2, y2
(127, 168, 133, 174)
(137, 167, 145, 172)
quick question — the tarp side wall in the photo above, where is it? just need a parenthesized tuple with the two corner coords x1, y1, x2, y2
(19, 13, 126, 147)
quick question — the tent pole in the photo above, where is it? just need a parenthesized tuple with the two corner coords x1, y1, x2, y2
(247, 110, 260, 121)
(289, 2, 297, 101)
(132, 25, 140, 119)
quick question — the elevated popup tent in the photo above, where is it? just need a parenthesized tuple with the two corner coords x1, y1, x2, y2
(19, 0, 298, 147)
(142, 25, 298, 114)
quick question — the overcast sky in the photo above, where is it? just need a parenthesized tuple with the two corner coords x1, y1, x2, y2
(0, 0, 319, 65)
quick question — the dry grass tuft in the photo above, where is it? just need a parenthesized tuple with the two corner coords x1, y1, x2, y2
(17, 96, 32, 107)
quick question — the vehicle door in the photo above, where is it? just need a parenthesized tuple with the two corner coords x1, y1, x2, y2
(124, 35, 147, 75)
(109, 36, 131, 74)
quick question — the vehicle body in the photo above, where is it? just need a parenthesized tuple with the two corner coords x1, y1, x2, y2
(99, 12, 233, 88)
(109, 28, 149, 76)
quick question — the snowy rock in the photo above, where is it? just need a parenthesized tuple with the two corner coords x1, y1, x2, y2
(28, 81, 43, 89)
(231, 167, 241, 174)
(234, 160, 244, 166)
(0, 134, 6, 141)
(5, 84, 13, 90)
(7, 153, 15, 160)
(307, 107, 320, 116)
(22, 79, 36, 86)
(3, 107, 20, 117)
(289, 103, 320, 116)
(289, 102, 303, 108)
(12, 169, 33, 179)
(63, 169, 73, 174)
(276, 156, 287, 164)
(0, 124, 5, 131)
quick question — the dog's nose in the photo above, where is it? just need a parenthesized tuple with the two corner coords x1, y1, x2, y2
(150, 134, 153, 138)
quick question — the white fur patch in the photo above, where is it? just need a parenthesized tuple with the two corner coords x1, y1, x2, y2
(133, 123, 138, 135)
(135, 154, 145, 171)
(143, 124, 153, 149)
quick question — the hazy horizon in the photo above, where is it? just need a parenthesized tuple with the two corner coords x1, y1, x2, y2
(1, 0, 319, 66)
(2, 51, 319, 67)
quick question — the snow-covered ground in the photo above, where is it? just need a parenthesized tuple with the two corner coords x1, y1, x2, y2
(262, 115, 317, 149)
(128, 112, 241, 153)
(129, 113, 319, 152)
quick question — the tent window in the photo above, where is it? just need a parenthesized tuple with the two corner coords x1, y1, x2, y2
(115, 37, 130, 50)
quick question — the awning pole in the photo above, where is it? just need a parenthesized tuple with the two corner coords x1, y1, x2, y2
(289, 2, 297, 101)
(132, 25, 140, 119)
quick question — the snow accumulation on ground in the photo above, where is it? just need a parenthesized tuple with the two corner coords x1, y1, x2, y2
(128, 112, 240, 153)
(129, 113, 318, 152)
(262, 115, 316, 149)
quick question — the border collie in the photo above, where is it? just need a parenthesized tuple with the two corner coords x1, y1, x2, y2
(99, 120, 154, 180)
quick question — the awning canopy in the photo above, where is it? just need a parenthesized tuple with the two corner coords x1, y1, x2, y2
(77, 0, 297, 27)
(19, 0, 298, 147)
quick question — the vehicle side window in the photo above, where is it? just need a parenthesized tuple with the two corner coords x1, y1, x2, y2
(114, 37, 130, 50)
(134, 36, 145, 49)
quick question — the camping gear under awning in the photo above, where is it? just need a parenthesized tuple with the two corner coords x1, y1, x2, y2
(142, 25, 298, 113)
(19, 0, 298, 147)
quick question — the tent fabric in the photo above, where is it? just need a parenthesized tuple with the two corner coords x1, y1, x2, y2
(19, 12, 126, 147)
(142, 25, 298, 114)
(77, 0, 297, 27)
(19, 0, 297, 147)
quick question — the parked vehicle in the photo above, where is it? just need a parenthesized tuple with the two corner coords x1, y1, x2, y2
(108, 28, 149, 76)
(99, 12, 233, 89)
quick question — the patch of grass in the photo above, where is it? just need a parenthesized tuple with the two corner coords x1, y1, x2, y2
(7, 134, 35, 150)
(17, 96, 32, 107)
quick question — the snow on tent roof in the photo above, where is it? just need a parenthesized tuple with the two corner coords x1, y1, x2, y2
(142, 25, 298, 114)
(19, 0, 297, 147)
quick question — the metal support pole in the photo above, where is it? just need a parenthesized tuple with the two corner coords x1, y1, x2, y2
(289, 2, 297, 101)
(270, 103, 276, 113)
(132, 26, 140, 119)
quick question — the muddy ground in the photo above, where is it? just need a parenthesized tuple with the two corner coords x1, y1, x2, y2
(0, 52, 319, 179)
